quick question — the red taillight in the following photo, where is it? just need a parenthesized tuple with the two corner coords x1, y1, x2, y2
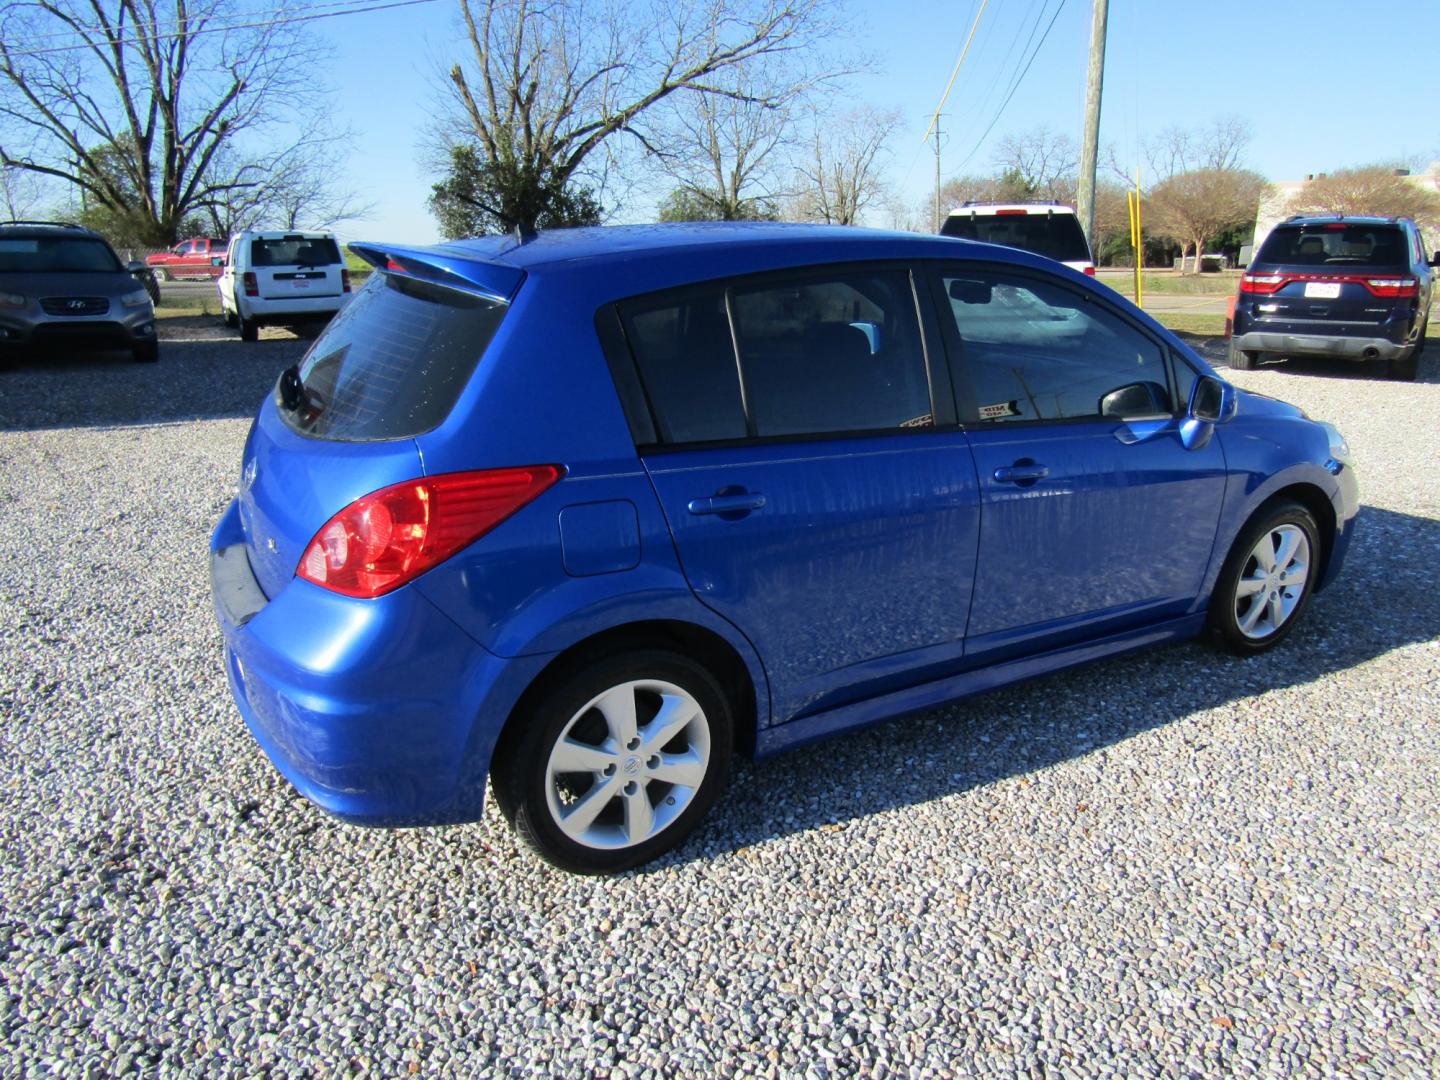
(1362, 277, 1417, 297)
(1083, 265, 1095, 276)
(297, 466, 563, 598)
(1240, 273, 1286, 294)
(996, 208, 1027, 215)
(243, 271, 258, 297)
(341, 268, 352, 293)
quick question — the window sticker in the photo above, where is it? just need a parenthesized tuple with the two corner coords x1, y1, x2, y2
(978, 400, 1020, 420)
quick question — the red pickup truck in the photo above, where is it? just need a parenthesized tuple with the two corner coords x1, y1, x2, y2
(146, 237, 225, 280)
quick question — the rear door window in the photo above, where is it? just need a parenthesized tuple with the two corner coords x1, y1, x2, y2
(251, 236, 343, 267)
(277, 274, 505, 441)
(621, 268, 934, 444)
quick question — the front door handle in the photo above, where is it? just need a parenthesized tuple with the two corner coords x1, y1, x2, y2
(687, 492, 766, 516)
(993, 463, 1049, 485)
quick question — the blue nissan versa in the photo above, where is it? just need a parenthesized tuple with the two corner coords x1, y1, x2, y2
(210, 223, 1358, 873)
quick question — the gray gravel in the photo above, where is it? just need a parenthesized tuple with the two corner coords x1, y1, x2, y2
(1, 323, 1437, 1077)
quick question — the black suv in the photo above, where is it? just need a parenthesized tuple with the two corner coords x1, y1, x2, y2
(1231, 215, 1435, 380)
(0, 221, 159, 364)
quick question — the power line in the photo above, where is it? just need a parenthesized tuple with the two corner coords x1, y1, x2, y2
(4, 0, 413, 46)
(952, 0, 1070, 174)
(921, 0, 990, 145)
(2, 0, 441, 58)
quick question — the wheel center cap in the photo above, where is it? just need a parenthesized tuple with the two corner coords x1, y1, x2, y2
(623, 756, 642, 776)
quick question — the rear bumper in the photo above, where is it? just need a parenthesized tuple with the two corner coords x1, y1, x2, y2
(1232, 330, 1410, 361)
(238, 294, 347, 322)
(209, 500, 549, 826)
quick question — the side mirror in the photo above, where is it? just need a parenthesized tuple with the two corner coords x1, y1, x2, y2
(211, 255, 224, 267)
(1189, 374, 1237, 423)
(1099, 380, 1169, 418)
(126, 260, 145, 274)
(948, 278, 992, 304)
(1430, 250, 1440, 268)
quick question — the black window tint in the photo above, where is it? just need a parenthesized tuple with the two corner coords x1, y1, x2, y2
(623, 288, 748, 444)
(731, 271, 933, 437)
(251, 236, 343, 267)
(942, 271, 1171, 422)
(1256, 224, 1408, 268)
(941, 212, 1092, 263)
(277, 274, 505, 441)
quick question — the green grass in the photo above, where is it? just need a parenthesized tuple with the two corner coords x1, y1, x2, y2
(1151, 312, 1228, 336)
(1097, 270, 1239, 297)
(154, 294, 216, 319)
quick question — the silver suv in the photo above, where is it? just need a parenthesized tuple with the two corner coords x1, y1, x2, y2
(0, 221, 159, 364)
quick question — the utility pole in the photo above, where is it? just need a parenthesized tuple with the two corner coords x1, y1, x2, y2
(932, 115, 943, 233)
(1076, 0, 1109, 246)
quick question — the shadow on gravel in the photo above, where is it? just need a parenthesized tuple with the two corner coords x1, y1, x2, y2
(0, 324, 314, 432)
(673, 503, 1440, 871)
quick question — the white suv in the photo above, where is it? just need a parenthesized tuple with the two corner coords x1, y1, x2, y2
(940, 204, 1096, 275)
(217, 230, 351, 341)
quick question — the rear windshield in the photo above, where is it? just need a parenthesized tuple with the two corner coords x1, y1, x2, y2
(276, 274, 506, 441)
(941, 211, 1092, 263)
(251, 236, 342, 268)
(1256, 224, 1408, 268)
(0, 236, 121, 273)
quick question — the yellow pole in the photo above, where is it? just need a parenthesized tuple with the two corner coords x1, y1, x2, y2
(1128, 167, 1140, 308)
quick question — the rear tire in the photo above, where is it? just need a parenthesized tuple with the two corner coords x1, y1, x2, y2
(1227, 338, 1258, 370)
(131, 340, 159, 364)
(1208, 501, 1321, 656)
(1390, 323, 1424, 381)
(491, 649, 733, 874)
(237, 310, 258, 342)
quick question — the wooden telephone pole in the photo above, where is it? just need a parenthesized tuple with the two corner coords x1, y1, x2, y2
(1076, 0, 1109, 246)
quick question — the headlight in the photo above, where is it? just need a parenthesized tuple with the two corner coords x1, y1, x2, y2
(120, 290, 151, 309)
(0, 291, 26, 310)
(1318, 421, 1351, 463)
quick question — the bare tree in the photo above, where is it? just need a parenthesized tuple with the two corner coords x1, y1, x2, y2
(0, 1, 344, 245)
(992, 126, 1078, 203)
(651, 65, 797, 221)
(792, 105, 899, 225)
(438, 0, 843, 233)
(1, 162, 44, 219)
(1292, 164, 1440, 226)
(1148, 167, 1268, 273)
(1141, 115, 1253, 183)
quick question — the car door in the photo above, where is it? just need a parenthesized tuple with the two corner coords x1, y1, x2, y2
(928, 264, 1228, 662)
(618, 266, 983, 724)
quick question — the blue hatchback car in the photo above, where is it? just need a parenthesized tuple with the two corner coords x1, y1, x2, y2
(210, 223, 1358, 873)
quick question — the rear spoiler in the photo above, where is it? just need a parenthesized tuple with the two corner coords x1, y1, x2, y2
(348, 242, 524, 306)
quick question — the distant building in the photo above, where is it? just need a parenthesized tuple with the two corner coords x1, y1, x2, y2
(1244, 162, 1440, 266)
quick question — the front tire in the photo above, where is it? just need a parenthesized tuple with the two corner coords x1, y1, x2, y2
(491, 650, 733, 874)
(153, 267, 170, 283)
(1208, 501, 1321, 655)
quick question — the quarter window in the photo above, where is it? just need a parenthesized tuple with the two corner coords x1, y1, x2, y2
(939, 270, 1172, 422)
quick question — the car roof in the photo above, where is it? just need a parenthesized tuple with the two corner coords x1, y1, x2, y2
(0, 221, 105, 240)
(409, 222, 1027, 275)
(235, 229, 338, 240)
(946, 203, 1077, 215)
(1279, 215, 1405, 227)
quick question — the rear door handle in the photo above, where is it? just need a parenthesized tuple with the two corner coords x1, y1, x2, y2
(993, 464, 1050, 484)
(687, 492, 766, 516)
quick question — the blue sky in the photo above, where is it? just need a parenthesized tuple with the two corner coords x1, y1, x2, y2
(324, 0, 1440, 244)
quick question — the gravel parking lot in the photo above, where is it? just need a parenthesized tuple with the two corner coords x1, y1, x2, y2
(1, 323, 1437, 1077)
